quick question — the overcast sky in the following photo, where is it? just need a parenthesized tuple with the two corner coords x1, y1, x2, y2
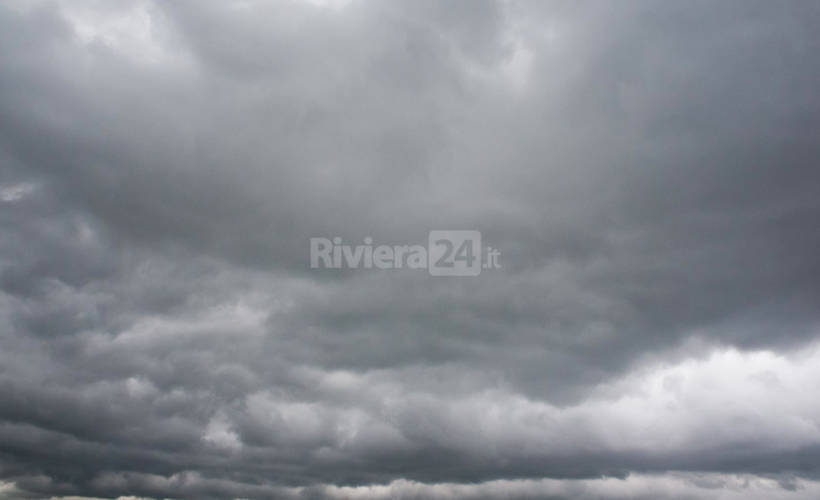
(1, 0, 820, 499)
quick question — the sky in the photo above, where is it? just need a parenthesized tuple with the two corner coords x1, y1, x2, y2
(1, 0, 820, 499)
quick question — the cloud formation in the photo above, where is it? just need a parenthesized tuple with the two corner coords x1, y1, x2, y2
(1, 0, 819, 498)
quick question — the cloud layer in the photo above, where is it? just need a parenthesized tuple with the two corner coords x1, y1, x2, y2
(1, 0, 819, 498)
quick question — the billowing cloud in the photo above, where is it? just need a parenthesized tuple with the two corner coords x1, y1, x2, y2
(1, 0, 819, 498)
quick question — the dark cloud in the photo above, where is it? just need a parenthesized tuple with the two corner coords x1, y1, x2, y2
(1, 0, 820, 498)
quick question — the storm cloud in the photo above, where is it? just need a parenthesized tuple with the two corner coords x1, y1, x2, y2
(1, 0, 820, 498)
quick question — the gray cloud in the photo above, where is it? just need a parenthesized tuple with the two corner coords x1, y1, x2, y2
(1, 0, 820, 498)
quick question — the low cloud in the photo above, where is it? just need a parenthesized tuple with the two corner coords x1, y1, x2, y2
(1, 0, 819, 498)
